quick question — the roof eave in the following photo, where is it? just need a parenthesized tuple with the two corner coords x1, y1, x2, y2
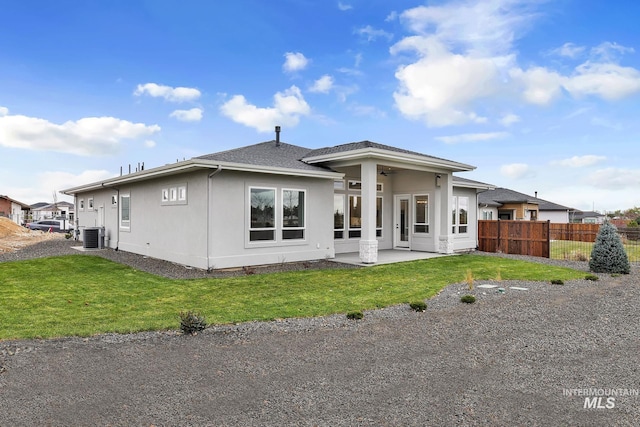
(302, 147, 475, 172)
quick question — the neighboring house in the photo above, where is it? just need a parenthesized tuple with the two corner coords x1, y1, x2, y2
(31, 201, 75, 222)
(0, 195, 30, 225)
(478, 188, 572, 223)
(570, 210, 606, 224)
(63, 134, 493, 270)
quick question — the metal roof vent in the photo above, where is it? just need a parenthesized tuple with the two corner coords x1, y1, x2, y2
(275, 126, 281, 147)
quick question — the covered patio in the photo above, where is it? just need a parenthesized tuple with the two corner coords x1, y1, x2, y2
(331, 249, 454, 266)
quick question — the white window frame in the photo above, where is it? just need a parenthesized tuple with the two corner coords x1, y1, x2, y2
(161, 188, 170, 202)
(79, 199, 84, 211)
(120, 194, 131, 230)
(248, 186, 277, 243)
(88, 198, 94, 210)
(169, 187, 177, 202)
(452, 196, 469, 234)
(482, 211, 493, 220)
(178, 185, 187, 201)
(281, 188, 306, 240)
(414, 194, 429, 233)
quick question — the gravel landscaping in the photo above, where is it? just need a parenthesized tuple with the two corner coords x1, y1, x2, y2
(1, 240, 639, 425)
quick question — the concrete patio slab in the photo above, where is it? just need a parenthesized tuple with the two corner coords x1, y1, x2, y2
(331, 250, 454, 266)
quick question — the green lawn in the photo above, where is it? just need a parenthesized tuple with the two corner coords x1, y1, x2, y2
(0, 254, 587, 340)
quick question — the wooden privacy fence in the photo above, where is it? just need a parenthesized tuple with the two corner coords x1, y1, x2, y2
(549, 223, 599, 242)
(478, 220, 550, 258)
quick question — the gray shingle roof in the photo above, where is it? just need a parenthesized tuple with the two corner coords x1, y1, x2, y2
(303, 140, 463, 165)
(478, 187, 571, 211)
(196, 141, 335, 173)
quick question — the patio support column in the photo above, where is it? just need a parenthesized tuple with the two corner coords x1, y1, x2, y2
(436, 173, 454, 254)
(359, 159, 378, 263)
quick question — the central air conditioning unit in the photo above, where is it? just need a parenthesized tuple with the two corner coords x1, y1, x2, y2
(83, 227, 105, 249)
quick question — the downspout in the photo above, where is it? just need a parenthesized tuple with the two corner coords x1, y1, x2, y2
(206, 166, 223, 271)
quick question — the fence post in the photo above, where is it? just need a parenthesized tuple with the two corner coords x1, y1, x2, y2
(497, 219, 501, 253)
(547, 220, 551, 258)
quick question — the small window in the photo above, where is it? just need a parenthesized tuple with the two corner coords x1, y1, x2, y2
(120, 194, 131, 229)
(414, 195, 429, 233)
(376, 183, 383, 192)
(349, 195, 361, 238)
(161, 189, 169, 202)
(334, 180, 345, 190)
(111, 194, 118, 207)
(88, 198, 94, 209)
(178, 185, 187, 201)
(79, 199, 84, 211)
(482, 211, 493, 220)
(169, 188, 177, 201)
(348, 180, 361, 190)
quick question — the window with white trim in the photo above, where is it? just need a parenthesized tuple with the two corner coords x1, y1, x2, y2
(79, 199, 84, 211)
(334, 194, 345, 239)
(178, 185, 187, 201)
(282, 189, 305, 240)
(249, 187, 276, 241)
(161, 189, 169, 202)
(482, 211, 493, 220)
(88, 198, 94, 210)
(169, 188, 177, 202)
(414, 195, 429, 233)
(120, 194, 131, 229)
(452, 196, 469, 234)
(111, 194, 118, 207)
(347, 195, 382, 238)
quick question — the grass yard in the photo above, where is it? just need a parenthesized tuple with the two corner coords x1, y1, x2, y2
(0, 254, 587, 340)
(551, 239, 640, 263)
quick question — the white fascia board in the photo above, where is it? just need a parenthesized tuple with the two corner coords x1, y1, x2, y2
(62, 159, 343, 195)
(454, 181, 496, 190)
(303, 147, 475, 172)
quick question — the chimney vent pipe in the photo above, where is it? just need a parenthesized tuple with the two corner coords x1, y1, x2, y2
(275, 126, 281, 147)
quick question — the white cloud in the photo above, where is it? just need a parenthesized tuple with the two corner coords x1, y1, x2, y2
(169, 107, 203, 122)
(283, 52, 309, 73)
(500, 113, 520, 126)
(309, 75, 334, 93)
(337, 2, 352, 11)
(392, 37, 499, 126)
(500, 163, 534, 179)
(0, 113, 160, 156)
(385, 11, 398, 22)
(355, 25, 393, 42)
(436, 132, 509, 144)
(549, 42, 586, 59)
(347, 103, 387, 118)
(590, 42, 634, 62)
(220, 85, 310, 132)
(509, 66, 565, 105)
(134, 83, 201, 102)
(144, 140, 156, 148)
(585, 167, 640, 189)
(553, 155, 607, 168)
(0, 106, 8, 116)
(590, 116, 623, 131)
(41, 170, 115, 193)
(563, 62, 640, 100)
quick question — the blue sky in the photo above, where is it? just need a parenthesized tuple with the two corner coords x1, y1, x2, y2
(1, 0, 639, 212)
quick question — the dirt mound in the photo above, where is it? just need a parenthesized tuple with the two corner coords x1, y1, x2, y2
(0, 217, 63, 253)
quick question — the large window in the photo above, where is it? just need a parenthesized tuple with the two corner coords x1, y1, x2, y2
(282, 189, 305, 240)
(250, 188, 275, 241)
(334, 194, 345, 239)
(414, 195, 429, 233)
(120, 194, 130, 229)
(452, 196, 469, 234)
(482, 211, 493, 220)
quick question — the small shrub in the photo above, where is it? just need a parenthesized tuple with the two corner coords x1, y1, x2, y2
(346, 311, 364, 320)
(409, 301, 427, 312)
(589, 222, 630, 274)
(550, 279, 564, 285)
(584, 274, 599, 281)
(179, 311, 207, 335)
(64, 233, 72, 240)
(460, 294, 476, 304)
